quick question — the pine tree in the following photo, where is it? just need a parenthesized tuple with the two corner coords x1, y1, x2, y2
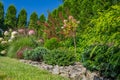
(0, 2, 4, 30)
(4, 5, 17, 29)
(28, 12, 38, 30)
(17, 9, 27, 28)
(37, 14, 46, 37)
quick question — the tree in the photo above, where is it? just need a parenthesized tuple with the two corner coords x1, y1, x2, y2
(37, 14, 46, 37)
(17, 9, 27, 28)
(4, 5, 17, 29)
(39, 14, 46, 23)
(0, 2, 4, 30)
(28, 12, 38, 30)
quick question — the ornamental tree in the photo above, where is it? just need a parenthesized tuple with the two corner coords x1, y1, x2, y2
(62, 15, 80, 53)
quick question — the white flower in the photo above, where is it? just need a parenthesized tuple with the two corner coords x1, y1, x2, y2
(9, 28, 12, 32)
(0, 37, 3, 42)
(4, 31, 9, 36)
(77, 21, 80, 24)
(11, 31, 18, 36)
(1, 50, 6, 54)
(63, 20, 67, 23)
(8, 39, 13, 42)
(11, 35, 15, 40)
(1, 41, 7, 44)
(61, 26, 64, 29)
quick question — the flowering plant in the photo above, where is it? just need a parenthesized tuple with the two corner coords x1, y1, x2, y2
(61, 15, 80, 53)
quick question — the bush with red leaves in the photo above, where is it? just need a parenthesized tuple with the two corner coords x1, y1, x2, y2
(17, 47, 32, 59)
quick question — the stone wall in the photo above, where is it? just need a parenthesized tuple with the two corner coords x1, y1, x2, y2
(20, 59, 99, 80)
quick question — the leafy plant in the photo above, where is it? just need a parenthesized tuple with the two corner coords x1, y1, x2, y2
(43, 48, 76, 66)
(7, 36, 36, 58)
(82, 44, 120, 79)
(44, 38, 59, 50)
(24, 47, 50, 61)
(16, 47, 32, 59)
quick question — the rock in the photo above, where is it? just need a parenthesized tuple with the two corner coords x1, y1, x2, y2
(60, 73, 69, 78)
(19, 60, 100, 80)
(69, 69, 82, 78)
(31, 61, 39, 65)
(52, 65, 60, 74)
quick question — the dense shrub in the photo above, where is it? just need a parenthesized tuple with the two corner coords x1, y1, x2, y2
(24, 47, 50, 61)
(82, 44, 120, 79)
(44, 38, 58, 50)
(59, 38, 74, 48)
(43, 48, 76, 66)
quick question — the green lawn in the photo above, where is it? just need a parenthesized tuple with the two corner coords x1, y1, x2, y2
(0, 56, 69, 80)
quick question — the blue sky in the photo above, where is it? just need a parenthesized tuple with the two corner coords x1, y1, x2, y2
(1, 0, 63, 20)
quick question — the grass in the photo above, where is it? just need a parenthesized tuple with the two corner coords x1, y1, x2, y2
(0, 56, 69, 80)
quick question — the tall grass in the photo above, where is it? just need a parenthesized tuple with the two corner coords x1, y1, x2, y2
(7, 36, 36, 58)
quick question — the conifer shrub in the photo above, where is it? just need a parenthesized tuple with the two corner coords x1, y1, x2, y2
(44, 38, 59, 50)
(43, 48, 76, 66)
(82, 44, 120, 79)
(24, 47, 50, 61)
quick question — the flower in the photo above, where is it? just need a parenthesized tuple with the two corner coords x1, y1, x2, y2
(63, 20, 67, 24)
(77, 21, 80, 24)
(1, 50, 6, 54)
(11, 31, 18, 36)
(28, 30, 35, 35)
(61, 26, 64, 29)
(0, 37, 3, 42)
(68, 15, 73, 20)
(18, 29, 25, 34)
(8, 39, 13, 42)
(11, 35, 15, 40)
(1, 41, 7, 44)
(4, 31, 9, 36)
(9, 28, 12, 32)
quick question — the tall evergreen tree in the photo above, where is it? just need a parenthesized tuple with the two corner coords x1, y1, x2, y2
(0, 2, 4, 30)
(4, 5, 17, 29)
(28, 12, 38, 30)
(63, 0, 120, 30)
(39, 14, 46, 23)
(38, 14, 46, 37)
(17, 9, 27, 28)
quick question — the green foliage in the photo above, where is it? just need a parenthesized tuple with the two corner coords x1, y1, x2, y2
(4, 5, 17, 29)
(37, 14, 46, 37)
(7, 36, 36, 58)
(59, 38, 74, 47)
(17, 9, 27, 28)
(78, 5, 120, 79)
(0, 44, 8, 56)
(91, 5, 120, 36)
(24, 47, 50, 61)
(63, 0, 120, 31)
(29, 12, 38, 30)
(23, 49, 33, 60)
(43, 48, 76, 66)
(0, 2, 4, 30)
(0, 71, 7, 80)
(82, 45, 120, 79)
(44, 38, 59, 50)
(39, 14, 46, 22)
